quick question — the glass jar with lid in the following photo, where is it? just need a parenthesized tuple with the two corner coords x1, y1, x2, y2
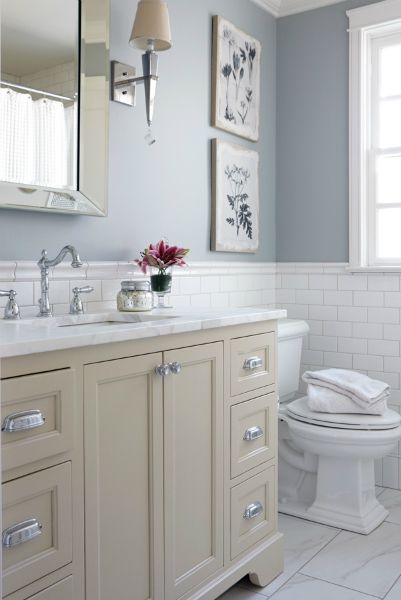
(117, 280, 153, 312)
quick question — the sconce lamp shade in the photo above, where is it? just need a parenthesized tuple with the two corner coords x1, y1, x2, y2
(130, 0, 172, 51)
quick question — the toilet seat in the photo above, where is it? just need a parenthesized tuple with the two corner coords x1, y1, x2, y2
(286, 396, 401, 431)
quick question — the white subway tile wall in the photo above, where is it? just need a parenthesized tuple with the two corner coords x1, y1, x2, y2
(0, 261, 277, 316)
(276, 263, 401, 491)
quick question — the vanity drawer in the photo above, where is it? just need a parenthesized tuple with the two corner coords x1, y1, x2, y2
(231, 394, 276, 479)
(230, 333, 275, 397)
(1, 369, 74, 473)
(26, 577, 73, 600)
(230, 467, 276, 560)
(2, 462, 73, 597)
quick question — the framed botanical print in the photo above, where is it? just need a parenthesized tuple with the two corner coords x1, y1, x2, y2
(212, 16, 261, 142)
(212, 139, 259, 253)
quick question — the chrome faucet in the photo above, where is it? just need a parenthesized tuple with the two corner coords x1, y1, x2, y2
(37, 245, 83, 317)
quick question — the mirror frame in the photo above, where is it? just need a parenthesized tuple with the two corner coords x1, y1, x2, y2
(0, 0, 110, 216)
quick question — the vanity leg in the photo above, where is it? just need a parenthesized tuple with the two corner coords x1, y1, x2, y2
(248, 535, 284, 588)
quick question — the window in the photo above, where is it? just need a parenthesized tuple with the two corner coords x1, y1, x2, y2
(348, 1, 401, 269)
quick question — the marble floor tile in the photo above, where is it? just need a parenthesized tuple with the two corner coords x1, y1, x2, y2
(239, 515, 340, 597)
(384, 575, 401, 600)
(376, 486, 384, 496)
(218, 586, 267, 600)
(380, 489, 401, 525)
(301, 522, 401, 598)
(269, 573, 377, 600)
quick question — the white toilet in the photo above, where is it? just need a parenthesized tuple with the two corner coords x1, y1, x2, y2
(277, 319, 401, 534)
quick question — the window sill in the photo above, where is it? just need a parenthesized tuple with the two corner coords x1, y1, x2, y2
(346, 264, 401, 273)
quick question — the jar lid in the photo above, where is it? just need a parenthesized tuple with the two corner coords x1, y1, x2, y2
(121, 280, 151, 291)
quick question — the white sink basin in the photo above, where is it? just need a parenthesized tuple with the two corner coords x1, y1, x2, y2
(56, 313, 179, 327)
(8, 312, 179, 328)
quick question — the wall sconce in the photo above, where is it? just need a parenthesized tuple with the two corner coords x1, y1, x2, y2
(111, 0, 172, 141)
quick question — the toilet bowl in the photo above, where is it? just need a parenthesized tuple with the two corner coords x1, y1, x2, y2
(277, 319, 401, 534)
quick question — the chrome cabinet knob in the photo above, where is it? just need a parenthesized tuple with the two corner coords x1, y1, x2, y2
(169, 362, 182, 375)
(155, 363, 171, 377)
(0, 289, 20, 320)
(70, 286, 94, 315)
(243, 501, 264, 520)
(243, 356, 263, 371)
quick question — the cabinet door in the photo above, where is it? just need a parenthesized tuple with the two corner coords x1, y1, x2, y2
(84, 353, 163, 600)
(163, 343, 224, 600)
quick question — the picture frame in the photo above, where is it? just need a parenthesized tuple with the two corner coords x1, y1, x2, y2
(212, 15, 261, 142)
(211, 139, 259, 253)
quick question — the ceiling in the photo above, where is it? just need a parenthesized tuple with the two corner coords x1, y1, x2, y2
(1, 0, 78, 76)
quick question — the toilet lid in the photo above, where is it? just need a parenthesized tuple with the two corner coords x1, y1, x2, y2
(286, 397, 401, 430)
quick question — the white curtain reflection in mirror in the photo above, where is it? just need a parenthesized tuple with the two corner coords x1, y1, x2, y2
(0, 88, 75, 189)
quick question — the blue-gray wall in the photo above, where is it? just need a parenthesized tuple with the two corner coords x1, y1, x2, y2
(276, 0, 377, 262)
(0, 0, 276, 263)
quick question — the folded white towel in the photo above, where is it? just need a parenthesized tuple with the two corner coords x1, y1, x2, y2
(307, 384, 388, 415)
(302, 369, 390, 411)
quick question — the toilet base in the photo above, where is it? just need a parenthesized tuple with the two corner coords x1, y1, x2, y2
(278, 438, 391, 534)
(278, 498, 388, 534)
(307, 455, 388, 534)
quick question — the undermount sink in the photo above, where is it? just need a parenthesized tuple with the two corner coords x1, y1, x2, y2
(8, 312, 180, 327)
(56, 313, 179, 327)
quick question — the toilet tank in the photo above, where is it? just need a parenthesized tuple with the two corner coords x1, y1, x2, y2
(277, 319, 310, 402)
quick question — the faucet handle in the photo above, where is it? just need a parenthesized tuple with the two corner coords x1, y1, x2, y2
(70, 286, 94, 315)
(0, 290, 21, 320)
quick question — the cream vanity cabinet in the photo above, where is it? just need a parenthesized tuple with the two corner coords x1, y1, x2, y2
(1, 321, 283, 600)
(1, 368, 81, 600)
(84, 343, 223, 600)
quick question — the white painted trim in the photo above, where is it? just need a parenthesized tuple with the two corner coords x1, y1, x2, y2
(0, 261, 277, 282)
(6, 260, 401, 282)
(347, 0, 401, 30)
(277, 262, 401, 273)
(348, 6, 401, 270)
(276, 262, 348, 273)
(348, 25, 366, 270)
(0, 262, 16, 282)
(345, 264, 401, 272)
(280, 0, 346, 18)
(250, 0, 281, 18)
(250, 0, 380, 18)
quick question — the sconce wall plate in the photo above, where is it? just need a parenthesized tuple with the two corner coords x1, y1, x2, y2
(111, 61, 137, 107)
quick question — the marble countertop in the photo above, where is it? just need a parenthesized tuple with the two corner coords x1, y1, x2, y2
(0, 307, 286, 358)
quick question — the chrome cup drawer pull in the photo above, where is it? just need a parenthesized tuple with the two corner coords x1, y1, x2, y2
(2, 518, 43, 548)
(243, 426, 264, 442)
(243, 501, 264, 520)
(2, 409, 46, 433)
(243, 356, 263, 371)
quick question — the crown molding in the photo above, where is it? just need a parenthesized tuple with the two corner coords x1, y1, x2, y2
(251, 0, 354, 18)
(250, 0, 281, 18)
(280, 0, 351, 17)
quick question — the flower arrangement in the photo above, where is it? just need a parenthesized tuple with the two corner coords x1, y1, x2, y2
(135, 240, 189, 275)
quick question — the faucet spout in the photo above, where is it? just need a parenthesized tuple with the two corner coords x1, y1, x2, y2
(38, 245, 83, 270)
(37, 245, 83, 317)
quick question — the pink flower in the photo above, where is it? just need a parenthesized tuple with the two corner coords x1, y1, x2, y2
(134, 240, 189, 275)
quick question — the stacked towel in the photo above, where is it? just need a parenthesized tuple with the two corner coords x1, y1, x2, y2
(302, 369, 390, 415)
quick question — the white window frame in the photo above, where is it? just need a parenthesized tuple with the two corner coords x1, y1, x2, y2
(348, 0, 401, 271)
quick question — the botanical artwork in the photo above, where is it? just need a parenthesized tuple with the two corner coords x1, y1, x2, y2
(212, 139, 259, 253)
(212, 16, 261, 142)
